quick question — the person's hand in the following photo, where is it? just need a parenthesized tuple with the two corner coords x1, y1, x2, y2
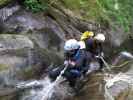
(64, 60, 76, 66)
(64, 60, 69, 65)
(95, 55, 100, 58)
(95, 52, 104, 58)
(100, 52, 104, 57)
(69, 61, 76, 66)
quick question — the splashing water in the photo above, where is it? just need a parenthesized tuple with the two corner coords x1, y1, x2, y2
(16, 64, 71, 100)
(19, 77, 52, 100)
(37, 82, 55, 100)
(120, 51, 133, 59)
(20, 75, 67, 100)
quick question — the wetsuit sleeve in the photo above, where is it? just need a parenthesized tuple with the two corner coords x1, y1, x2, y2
(95, 42, 103, 55)
(75, 53, 85, 70)
(75, 51, 92, 71)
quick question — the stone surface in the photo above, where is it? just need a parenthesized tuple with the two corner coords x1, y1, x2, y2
(0, 2, 132, 100)
(0, 34, 34, 85)
(0, 0, 13, 7)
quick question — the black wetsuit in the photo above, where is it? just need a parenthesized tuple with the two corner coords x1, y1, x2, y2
(48, 49, 93, 86)
(84, 38, 103, 67)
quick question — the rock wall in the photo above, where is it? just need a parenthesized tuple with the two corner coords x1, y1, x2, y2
(0, 1, 132, 100)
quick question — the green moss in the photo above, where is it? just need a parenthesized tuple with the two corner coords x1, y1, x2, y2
(52, 0, 133, 32)
(23, 0, 48, 12)
(38, 48, 63, 65)
(0, 0, 12, 7)
(0, 64, 9, 71)
(16, 66, 36, 80)
(22, 67, 35, 79)
(0, 95, 14, 100)
(12, 48, 28, 57)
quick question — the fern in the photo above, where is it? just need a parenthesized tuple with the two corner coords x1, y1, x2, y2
(24, 0, 48, 12)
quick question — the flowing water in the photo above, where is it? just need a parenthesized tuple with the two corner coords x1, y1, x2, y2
(19, 71, 71, 100)
(20, 77, 53, 100)
(10, 51, 133, 100)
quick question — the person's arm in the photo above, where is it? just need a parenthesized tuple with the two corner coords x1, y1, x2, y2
(74, 51, 87, 70)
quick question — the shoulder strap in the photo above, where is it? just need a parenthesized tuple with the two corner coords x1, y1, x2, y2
(74, 50, 81, 60)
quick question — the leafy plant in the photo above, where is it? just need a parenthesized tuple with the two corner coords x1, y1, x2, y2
(24, 0, 48, 12)
(59, 0, 133, 32)
(96, 0, 133, 32)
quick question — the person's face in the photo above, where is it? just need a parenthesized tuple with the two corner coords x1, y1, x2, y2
(65, 49, 77, 57)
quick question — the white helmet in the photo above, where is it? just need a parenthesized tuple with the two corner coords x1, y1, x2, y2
(64, 39, 80, 51)
(78, 41, 86, 49)
(94, 33, 105, 42)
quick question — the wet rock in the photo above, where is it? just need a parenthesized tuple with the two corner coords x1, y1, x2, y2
(0, 4, 20, 21)
(0, 34, 34, 70)
(0, 3, 132, 100)
(0, 4, 20, 33)
(0, 34, 33, 49)
(107, 27, 126, 47)
(0, 34, 63, 83)
(74, 73, 105, 100)
(29, 28, 64, 56)
(0, 6, 66, 66)
(4, 8, 65, 50)
(0, 5, 67, 84)
(0, 34, 34, 85)
(50, 3, 100, 33)
(105, 81, 130, 100)
(48, 83, 74, 100)
(0, 0, 14, 7)
(4, 10, 46, 33)
(104, 73, 133, 100)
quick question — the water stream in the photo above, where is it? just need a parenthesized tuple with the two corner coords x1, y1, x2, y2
(19, 74, 69, 100)
(20, 77, 53, 100)
(10, 51, 133, 100)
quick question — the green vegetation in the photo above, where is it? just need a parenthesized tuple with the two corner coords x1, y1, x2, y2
(96, 0, 133, 32)
(0, 64, 9, 71)
(24, 0, 48, 12)
(55, 0, 133, 32)
(0, 0, 12, 7)
(1, 0, 132, 32)
(22, 0, 133, 31)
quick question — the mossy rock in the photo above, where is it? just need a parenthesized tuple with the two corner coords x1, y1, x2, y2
(37, 48, 63, 66)
(0, 0, 13, 7)
(0, 64, 9, 71)
(17, 67, 35, 80)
